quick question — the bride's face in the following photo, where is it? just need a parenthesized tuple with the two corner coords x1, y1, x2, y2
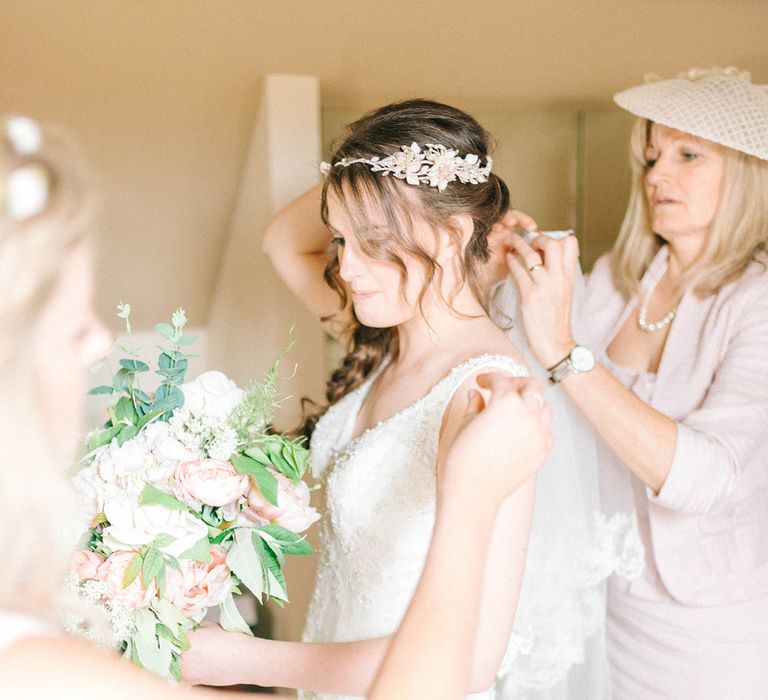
(327, 189, 432, 328)
(32, 246, 111, 456)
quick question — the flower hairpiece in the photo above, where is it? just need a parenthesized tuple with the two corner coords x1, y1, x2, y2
(321, 142, 493, 192)
(1, 115, 50, 221)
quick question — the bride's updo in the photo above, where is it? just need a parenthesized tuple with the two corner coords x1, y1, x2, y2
(303, 99, 509, 437)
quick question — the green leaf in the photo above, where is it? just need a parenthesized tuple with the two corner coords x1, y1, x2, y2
(136, 408, 164, 431)
(155, 384, 184, 411)
(140, 484, 188, 511)
(169, 652, 182, 683)
(152, 533, 177, 549)
(156, 562, 167, 598)
(113, 396, 139, 425)
(260, 543, 288, 602)
(219, 591, 254, 636)
(86, 424, 123, 451)
(133, 608, 174, 679)
(226, 528, 265, 600)
(142, 546, 164, 589)
(88, 385, 115, 396)
(259, 524, 314, 557)
(116, 424, 140, 446)
(123, 553, 143, 588)
(178, 536, 211, 563)
(155, 323, 175, 341)
(112, 367, 134, 392)
(120, 358, 150, 372)
(232, 454, 279, 507)
(243, 445, 269, 464)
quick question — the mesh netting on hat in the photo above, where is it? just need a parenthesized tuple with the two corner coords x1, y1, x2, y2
(613, 71, 768, 161)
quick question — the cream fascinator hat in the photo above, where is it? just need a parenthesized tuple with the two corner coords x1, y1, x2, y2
(613, 67, 768, 161)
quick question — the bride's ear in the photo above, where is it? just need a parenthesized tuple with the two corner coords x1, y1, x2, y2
(438, 214, 474, 263)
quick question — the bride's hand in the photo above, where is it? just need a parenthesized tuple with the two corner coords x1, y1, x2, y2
(443, 373, 553, 505)
(506, 232, 580, 369)
(181, 621, 254, 687)
(480, 210, 540, 293)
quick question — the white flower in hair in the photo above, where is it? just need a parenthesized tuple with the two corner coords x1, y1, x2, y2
(6, 164, 49, 220)
(6, 115, 42, 156)
(321, 142, 492, 192)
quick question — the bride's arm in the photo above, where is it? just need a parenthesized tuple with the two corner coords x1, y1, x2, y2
(262, 183, 346, 327)
(431, 370, 537, 691)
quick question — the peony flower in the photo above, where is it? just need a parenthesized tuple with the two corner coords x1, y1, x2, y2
(241, 471, 320, 533)
(71, 550, 105, 581)
(102, 501, 208, 559)
(165, 545, 231, 615)
(174, 459, 249, 508)
(181, 371, 244, 421)
(98, 550, 156, 610)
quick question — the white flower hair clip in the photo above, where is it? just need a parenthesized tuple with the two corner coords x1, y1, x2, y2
(1, 115, 50, 221)
(321, 142, 493, 192)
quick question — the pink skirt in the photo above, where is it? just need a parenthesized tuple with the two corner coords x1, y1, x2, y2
(607, 580, 768, 699)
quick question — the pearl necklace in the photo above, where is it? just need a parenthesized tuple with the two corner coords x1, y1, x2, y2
(638, 267, 678, 332)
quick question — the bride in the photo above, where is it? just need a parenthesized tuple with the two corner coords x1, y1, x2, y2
(182, 99, 635, 698)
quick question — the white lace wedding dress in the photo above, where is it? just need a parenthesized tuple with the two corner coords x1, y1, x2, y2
(301, 353, 526, 700)
(301, 333, 643, 699)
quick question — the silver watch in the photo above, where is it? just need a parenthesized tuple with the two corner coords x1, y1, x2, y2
(547, 345, 595, 384)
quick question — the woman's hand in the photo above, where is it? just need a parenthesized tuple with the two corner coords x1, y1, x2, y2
(506, 230, 580, 369)
(480, 210, 541, 293)
(443, 373, 553, 506)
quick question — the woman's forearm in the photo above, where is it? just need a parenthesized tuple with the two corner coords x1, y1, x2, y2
(558, 362, 676, 492)
(244, 635, 390, 695)
(370, 480, 499, 699)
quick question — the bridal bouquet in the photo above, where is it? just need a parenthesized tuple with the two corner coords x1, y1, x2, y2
(67, 305, 319, 680)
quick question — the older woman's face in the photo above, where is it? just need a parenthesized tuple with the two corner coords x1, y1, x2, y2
(33, 246, 111, 456)
(644, 124, 725, 244)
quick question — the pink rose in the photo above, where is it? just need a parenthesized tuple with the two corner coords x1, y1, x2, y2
(242, 472, 320, 533)
(71, 550, 105, 581)
(98, 550, 156, 610)
(175, 459, 249, 507)
(165, 545, 231, 614)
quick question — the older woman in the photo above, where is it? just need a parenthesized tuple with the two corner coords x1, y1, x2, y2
(0, 115, 551, 699)
(500, 68, 768, 699)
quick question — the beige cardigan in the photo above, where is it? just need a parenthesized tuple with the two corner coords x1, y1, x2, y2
(585, 246, 768, 606)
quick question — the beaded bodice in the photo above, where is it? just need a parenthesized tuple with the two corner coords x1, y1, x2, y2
(300, 354, 527, 700)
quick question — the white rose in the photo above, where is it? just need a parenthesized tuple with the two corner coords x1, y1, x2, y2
(181, 371, 244, 421)
(102, 501, 208, 558)
(143, 421, 200, 463)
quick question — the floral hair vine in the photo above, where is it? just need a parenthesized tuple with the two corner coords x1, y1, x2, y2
(320, 142, 493, 192)
(1, 115, 50, 221)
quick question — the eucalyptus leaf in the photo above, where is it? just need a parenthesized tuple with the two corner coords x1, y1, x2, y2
(88, 385, 115, 396)
(176, 333, 197, 346)
(155, 323, 175, 341)
(119, 358, 150, 373)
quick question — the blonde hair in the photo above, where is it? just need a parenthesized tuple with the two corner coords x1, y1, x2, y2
(612, 118, 768, 298)
(0, 119, 95, 619)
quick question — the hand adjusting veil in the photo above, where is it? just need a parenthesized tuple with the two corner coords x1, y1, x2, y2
(490, 267, 643, 699)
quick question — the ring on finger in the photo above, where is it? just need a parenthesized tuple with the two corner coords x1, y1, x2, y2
(528, 263, 544, 273)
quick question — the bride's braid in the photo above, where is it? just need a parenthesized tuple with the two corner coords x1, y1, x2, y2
(299, 99, 509, 439)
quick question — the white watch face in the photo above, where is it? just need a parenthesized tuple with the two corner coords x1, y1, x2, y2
(570, 346, 595, 372)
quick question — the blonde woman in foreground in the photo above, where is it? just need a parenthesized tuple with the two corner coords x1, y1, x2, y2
(0, 115, 552, 699)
